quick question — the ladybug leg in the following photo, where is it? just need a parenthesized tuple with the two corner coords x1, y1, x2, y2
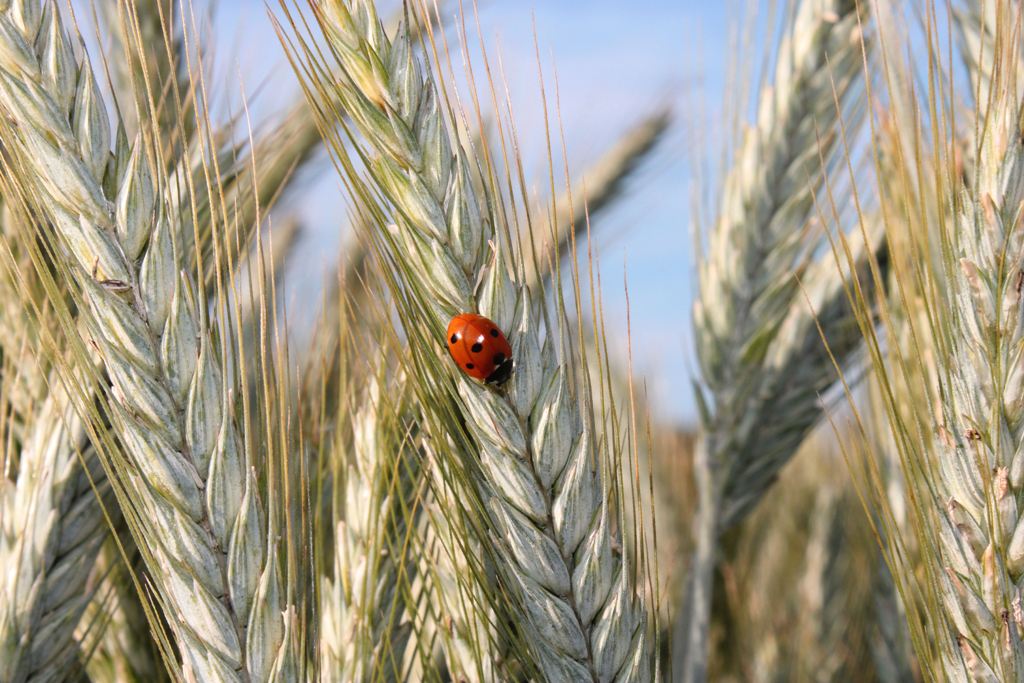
(485, 358, 514, 386)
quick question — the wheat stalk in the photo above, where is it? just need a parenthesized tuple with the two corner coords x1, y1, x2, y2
(793, 482, 858, 680)
(0, 2, 291, 679)
(279, 1, 656, 678)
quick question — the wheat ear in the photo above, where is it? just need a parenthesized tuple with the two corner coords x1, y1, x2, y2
(0, 384, 109, 682)
(911, 83, 1024, 679)
(682, 0, 867, 677)
(421, 516, 498, 682)
(414, 436, 502, 682)
(320, 377, 419, 680)
(717, 457, 863, 680)
(230, 1, 448, 242)
(283, 1, 655, 678)
(0, 164, 114, 683)
(694, 0, 866, 528)
(848, 8, 1024, 675)
(0, 2, 289, 679)
(311, 106, 670, 682)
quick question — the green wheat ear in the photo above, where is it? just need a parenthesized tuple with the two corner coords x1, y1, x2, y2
(0, 1, 300, 678)
(277, 0, 658, 678)
(824, 0, 1024, 680)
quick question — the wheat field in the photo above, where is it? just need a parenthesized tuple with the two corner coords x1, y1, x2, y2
(0, 0, 1020, 681)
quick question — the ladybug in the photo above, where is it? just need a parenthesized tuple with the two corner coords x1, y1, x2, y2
(445, 313, 514, 385)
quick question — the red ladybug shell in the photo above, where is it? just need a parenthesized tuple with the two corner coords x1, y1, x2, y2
(446, 313, 514, 384)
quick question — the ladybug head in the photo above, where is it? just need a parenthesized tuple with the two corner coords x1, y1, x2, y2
(484, 356, 514, 385)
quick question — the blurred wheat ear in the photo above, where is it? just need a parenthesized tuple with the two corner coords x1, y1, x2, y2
(0, 378, 111, 680)
(954, 0, 1023, 120)
(681, 0, 874, 678)
(319, 367, 426, 680)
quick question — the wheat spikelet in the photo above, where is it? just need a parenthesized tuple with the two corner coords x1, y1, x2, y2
(281, 1, 656, 678)
(0, 2, 290, 679)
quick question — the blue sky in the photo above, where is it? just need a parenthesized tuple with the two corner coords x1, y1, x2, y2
(91, 0, 734, 426)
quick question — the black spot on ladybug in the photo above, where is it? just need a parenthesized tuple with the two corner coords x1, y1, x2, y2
(471, 342, 483, 353)
(493, 353, 506, 365)
(466, 363, 475, 370)
(450, 334, 459, 344)
(490, 328, 499, 337)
